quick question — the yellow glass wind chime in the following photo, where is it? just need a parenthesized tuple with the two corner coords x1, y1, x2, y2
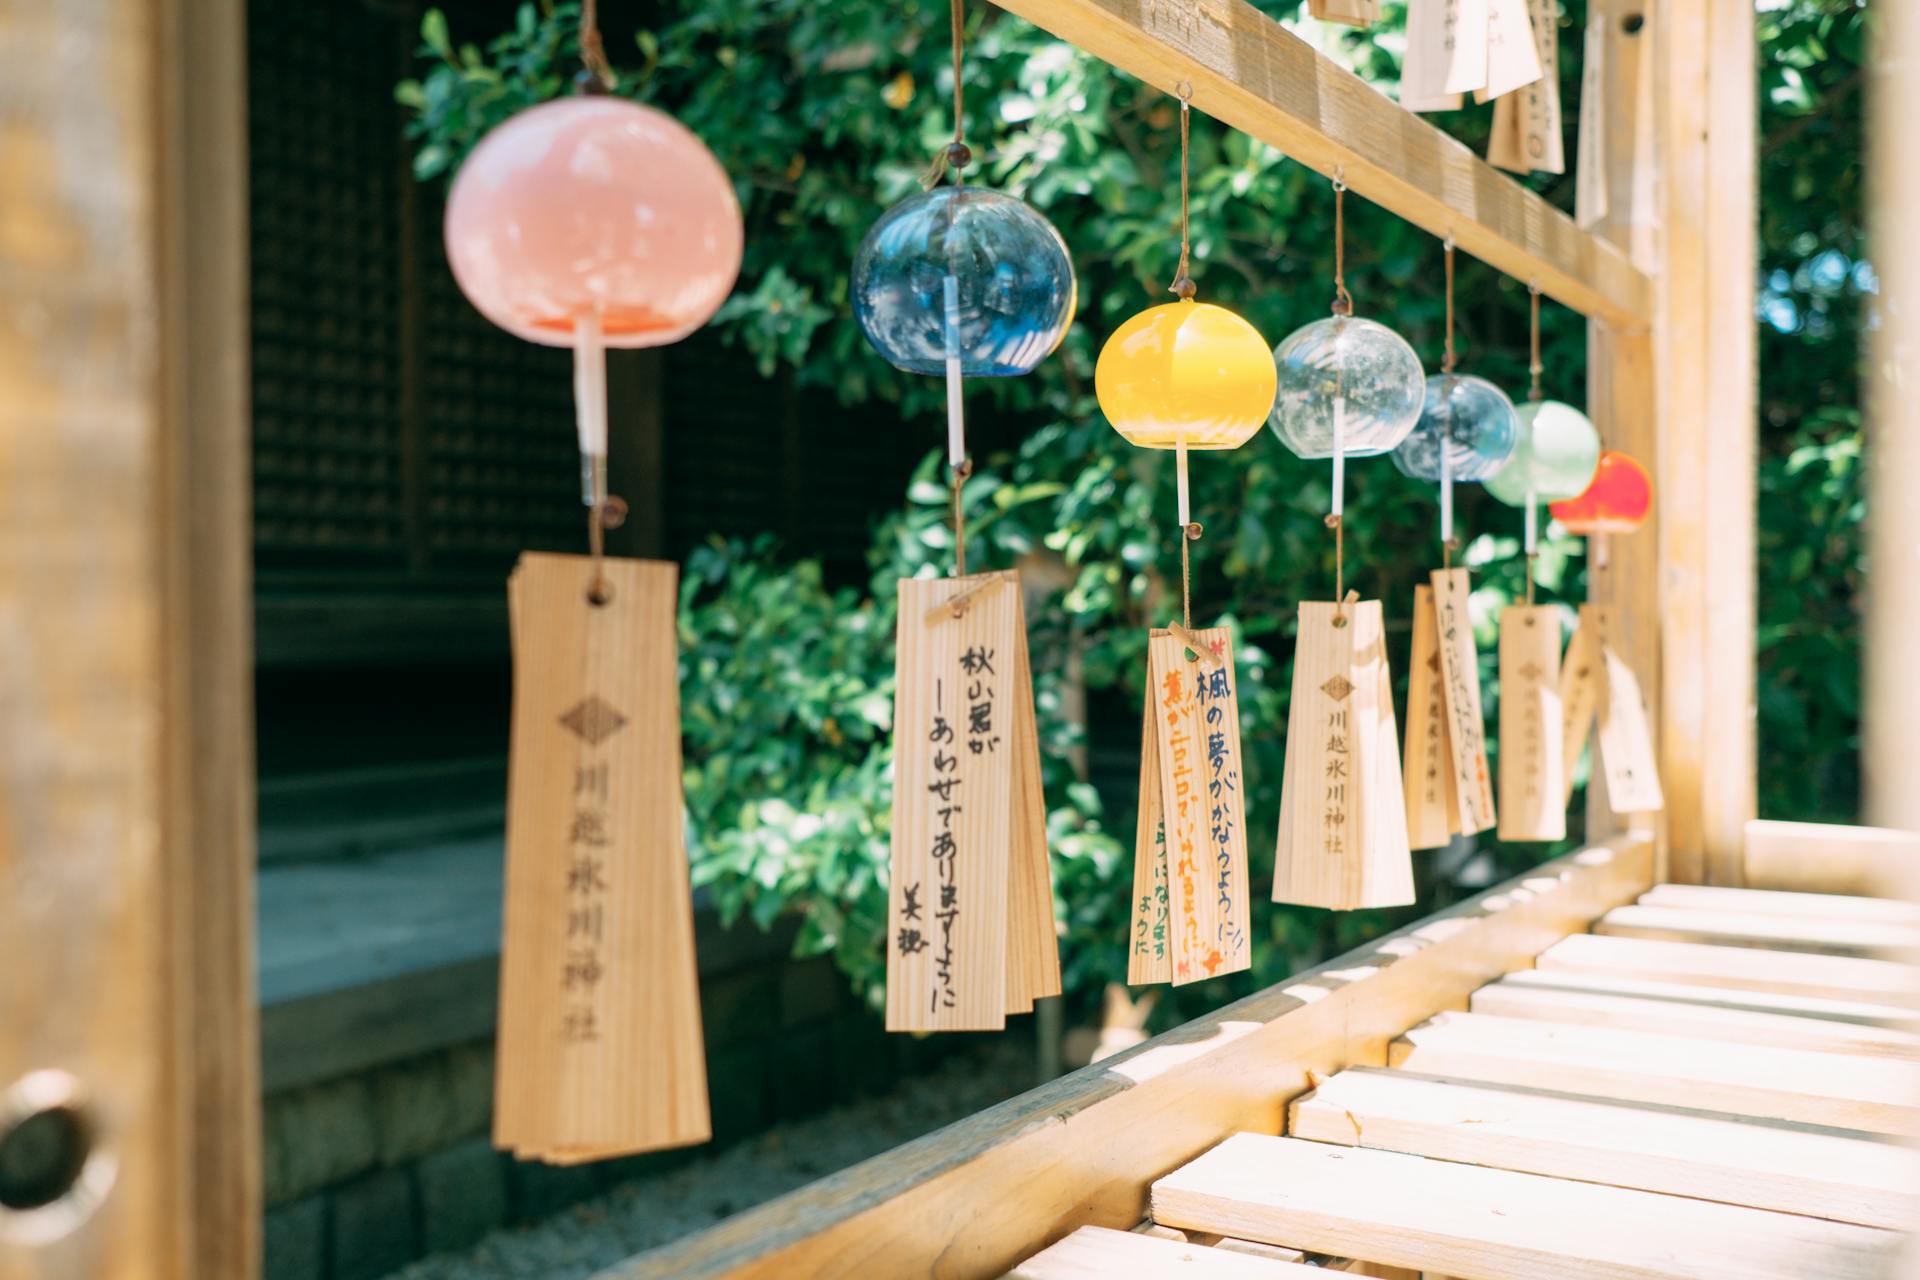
(442, 0, 741, 1161)
(854, 0, 1071, 1032)
(1269, 179, 1426, 910)
(1101, 87, 1272, 986)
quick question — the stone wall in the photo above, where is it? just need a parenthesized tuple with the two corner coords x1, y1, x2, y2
(262, 952, 948, 1280)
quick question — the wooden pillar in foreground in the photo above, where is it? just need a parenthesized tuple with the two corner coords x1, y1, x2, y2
(0, 0, 259, 1276)
(1865, 0, 1920, 834)
(1586, 0, 1757, 883)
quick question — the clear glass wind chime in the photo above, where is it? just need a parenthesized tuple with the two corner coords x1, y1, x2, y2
(1102, 86, 1271, 986)
(1389, 239, 1517, 852)
(1270, 178, 1422, 912)
(854, 0, 1072, 1033)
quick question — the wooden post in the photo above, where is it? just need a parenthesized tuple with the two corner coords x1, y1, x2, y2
(1865, 0, 1920, 833)
(1586, 0, 1757, 882)
(0, 1, 260, 1276)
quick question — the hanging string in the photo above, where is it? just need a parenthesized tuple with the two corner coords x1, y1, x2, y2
(1326, 172, 1351, 619)
(1439, 237, 1459, 569)
(1169, 85, 1196, 300)
(1330, 172, 1353, 317)
(922, 0, 972, 187)
(951, 458, 971, 577)
(579, 0, 615, 88)
(1528, 282, 1544, 403)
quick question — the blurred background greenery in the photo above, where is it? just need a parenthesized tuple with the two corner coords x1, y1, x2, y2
(398, 0, 1868, 1029)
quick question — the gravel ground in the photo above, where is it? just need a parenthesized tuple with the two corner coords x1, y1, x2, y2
(383, 1039, 1035, 1280)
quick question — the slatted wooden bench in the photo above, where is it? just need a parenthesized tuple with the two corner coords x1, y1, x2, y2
(610, 822, 1919, 1279)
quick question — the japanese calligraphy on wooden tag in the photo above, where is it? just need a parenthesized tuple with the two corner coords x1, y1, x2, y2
(1005, 590, 1062, 1014)
(1597, 642, 1665, 813)
(495, 553, 709, 1165)
(1402, 584, 1462, 850)
(1497, 605, 1566, 841)
(1404, 0, 1490, 110)
(1309, 0, 1382, 28)
(1275, 601, 1414, 910)
(1429, 568, 1497, 835)
(1128, 697, 1172, 985)
(1558, 603, 1604, 802)
(1146, 627, 1251, 985)
(888, 571, 1056, 1031)
(1488, 0, 1565, 173)
(1477, 0, 1544, 102)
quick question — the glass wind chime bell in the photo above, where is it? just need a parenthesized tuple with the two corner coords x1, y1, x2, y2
(851, 1, 1074, 569)
(1102, 87, 1267, 989)
(1267, 181, 1425, 463)
(1391, 241, 1520, 553)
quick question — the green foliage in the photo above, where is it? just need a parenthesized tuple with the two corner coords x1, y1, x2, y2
(402, 0, 1867, 1019)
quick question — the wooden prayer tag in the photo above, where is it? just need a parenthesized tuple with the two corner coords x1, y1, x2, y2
(1309, 0, 1382, 28)
(1403, 0, 1490, 110)
(1402, 584, 1462, 850)
(1429, 568, 1497, 835)
(1477, 0, 1544, 103)
(1004, 590, 1062, 1013)
(1127, 697, 1172, 985)
(887, 571, 1055, 1031)
(1489, 0, 1565, 172)
(495, 553, 709, 1164)
(1275, 601, 1414, 911)
(1574, 18, 1608, 226)
(1496, 605, 1566, 841)
(1559, 602, 1604, 802)
(1147, 627, 1252, 985)
(1597, 640, 1665, 813)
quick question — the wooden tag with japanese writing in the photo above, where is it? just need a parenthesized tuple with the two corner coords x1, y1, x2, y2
(1404, 0, 1490, 108)
(1127, 696, 1173, 985)
(1477, 0, 1544, 102)
(1488, 0, 1565, 173)
(1559, 603, 1604, 802)
(1597, 642, 1665, 813)
(1309, 0, 1381, 28)
(1497, 605, 1566, 841)
(887, 572, 1018, 1031)
(1148, 627, 1251, 985)
(1402, 584, 1462, 850)
(495, 553, 709, 1164)
(1004, 590, 1061, 1014)
(1275, 601, 1414, 910)
(1429, 568, 1498, 834)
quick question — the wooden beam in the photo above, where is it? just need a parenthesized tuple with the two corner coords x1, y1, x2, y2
(1591, 904, 1920, 959)
(1470, 973, 1920, 1058)
(604, 839, 1653, 1279)
(0, 0, 257, 1274)
(1290, 1068, 1920, 1230)
(1009, 1226, 1325, 1278)
(1534, 932, 1918, 1004)
(1637, 883, 1920, 927)
(1151, 1133, 1898, 1280)
(1865, 0, 1920, 833)
(1641, 0, 1758, 881)
(1743, 819, 1920, 898)
(1389, 1011, 1920, 1133)
(988, 0, 1652, 329)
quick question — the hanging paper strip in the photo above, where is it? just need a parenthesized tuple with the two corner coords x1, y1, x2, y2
(886, 571, 1056, 1031)
(1478, 0, 1545, 102)
(1429, 568, 1498, 835)
(1402, 584, 1463, 850)
(1128, 695, 1172, 985)
(1488, 0, 1566, 174)
(495, 553, 709, 1164)
(1403, 0, 1489, 112)
(1275, 600, 1414, 910)
(1496, 604, 1566, 841)
(1136, 627, 1252, 985)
